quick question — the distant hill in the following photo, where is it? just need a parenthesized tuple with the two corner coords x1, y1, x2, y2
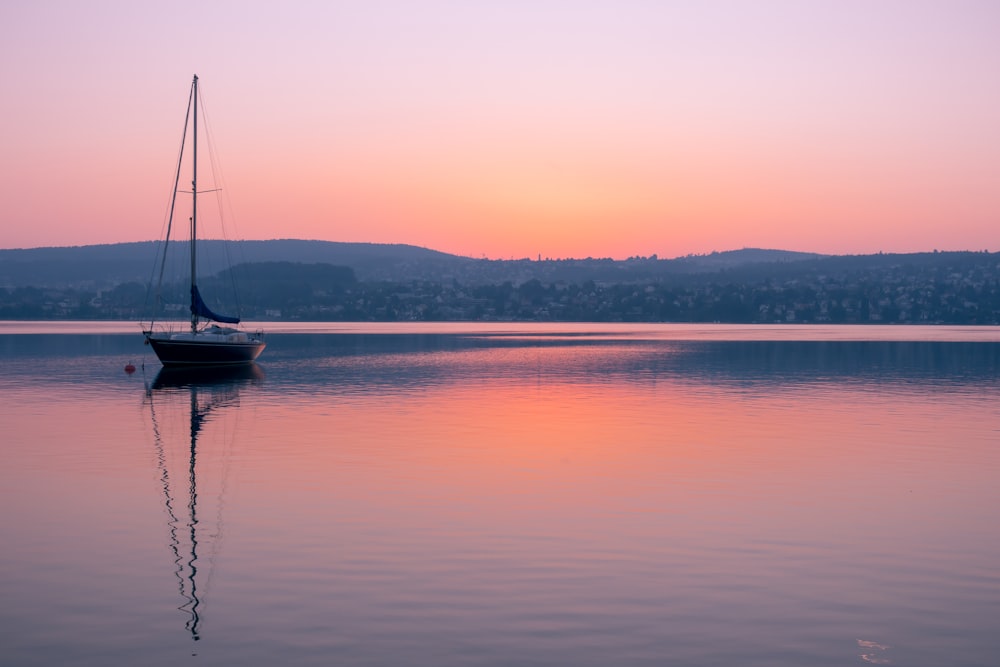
(0, 240, 468, 288)
(0, 239, 992, 290)
(3, 242, 998, 323)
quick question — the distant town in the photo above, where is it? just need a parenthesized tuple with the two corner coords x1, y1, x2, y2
(1, 242, 998, 324)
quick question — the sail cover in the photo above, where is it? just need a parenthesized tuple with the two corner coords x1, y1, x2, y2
(191, 285, 240, 324)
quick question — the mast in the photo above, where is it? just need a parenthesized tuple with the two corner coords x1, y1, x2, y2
(190, 74, 199, 333)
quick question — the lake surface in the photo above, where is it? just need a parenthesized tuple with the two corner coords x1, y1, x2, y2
(1, 323, 998, 666)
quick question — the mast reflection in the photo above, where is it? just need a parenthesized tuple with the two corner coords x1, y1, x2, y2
(144, 364, 264, 641)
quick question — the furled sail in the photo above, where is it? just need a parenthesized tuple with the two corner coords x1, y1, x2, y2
(191, 285, 240, 324)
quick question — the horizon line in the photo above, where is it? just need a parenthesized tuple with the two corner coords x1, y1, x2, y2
(1, 238, 997, 262)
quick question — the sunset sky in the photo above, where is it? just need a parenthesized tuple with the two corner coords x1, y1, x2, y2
(1, 1, 998, 259)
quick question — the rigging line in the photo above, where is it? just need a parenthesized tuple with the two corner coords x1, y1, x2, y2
(178, 386, 240, 615)
(145, 388, 197, 630)
(142, 238, 166, 324)
(200, 387, 242, 601)
(199, 83, 246, 316)
(160, 80, 195, 297)
(145, 84, 195, 325)
(150, 79, 196, 327)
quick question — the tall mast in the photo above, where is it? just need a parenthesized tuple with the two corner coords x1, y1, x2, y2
(190, 74, 199, 333)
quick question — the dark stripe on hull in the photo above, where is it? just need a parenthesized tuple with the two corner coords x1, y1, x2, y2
(147, 338, 266, 366)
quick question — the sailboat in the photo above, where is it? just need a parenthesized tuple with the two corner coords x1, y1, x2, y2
(144, 75, 265, 366)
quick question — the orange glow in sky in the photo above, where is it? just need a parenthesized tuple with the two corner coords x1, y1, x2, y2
(1, 1, 998, 258)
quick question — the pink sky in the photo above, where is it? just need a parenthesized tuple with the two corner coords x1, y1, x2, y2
(1, 0, 998, 259)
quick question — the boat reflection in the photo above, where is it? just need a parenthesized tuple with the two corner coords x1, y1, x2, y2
(144, 363, 263, 641)
(151, 363, 265, 390)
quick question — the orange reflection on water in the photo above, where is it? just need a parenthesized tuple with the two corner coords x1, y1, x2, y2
(229, 373, 999, 563)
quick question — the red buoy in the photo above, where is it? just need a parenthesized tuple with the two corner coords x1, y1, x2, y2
(124, 363, 136, 374)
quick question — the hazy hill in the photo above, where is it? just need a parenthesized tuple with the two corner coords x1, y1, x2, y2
(3, 241, 998, 323)
(0, 239, 994, 290)
(0, 240, 467, 288)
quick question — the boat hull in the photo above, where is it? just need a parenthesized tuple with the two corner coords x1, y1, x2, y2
(146, 335, 266, 366)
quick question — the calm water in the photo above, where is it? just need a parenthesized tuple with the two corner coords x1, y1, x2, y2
(1, 323, 998, 666)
